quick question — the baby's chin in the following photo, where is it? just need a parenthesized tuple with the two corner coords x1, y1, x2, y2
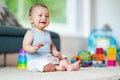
(38, 26, 47, 30)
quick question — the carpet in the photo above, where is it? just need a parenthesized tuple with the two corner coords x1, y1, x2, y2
(0, 66, 120, 80)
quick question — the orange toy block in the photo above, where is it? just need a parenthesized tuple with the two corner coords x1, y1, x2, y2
(97, 53, 105, 61)
(107, 54, 116, 60)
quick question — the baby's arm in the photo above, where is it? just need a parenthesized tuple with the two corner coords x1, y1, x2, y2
(50, 38, 62, 60)
(22, 30, 44, 53)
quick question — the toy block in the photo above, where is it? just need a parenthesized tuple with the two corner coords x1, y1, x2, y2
(107, 47, 116, 60)
(94, 48, 105, 61)
(107, 60, 116, 66)
(107, 54, 116, 60)
(107, 47, 116, 55)
(97, 54, 105, 61)
(96, 48, 104, 54)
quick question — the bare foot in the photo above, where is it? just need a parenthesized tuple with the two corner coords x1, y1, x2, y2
(67, 60, 80, 71)
(56, 65, 67, 71)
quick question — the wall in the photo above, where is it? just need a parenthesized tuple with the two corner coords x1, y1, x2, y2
(93, 0, 120, 45)
(60, 36, 88, 60)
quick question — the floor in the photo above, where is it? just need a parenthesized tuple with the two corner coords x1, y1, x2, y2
(0, 66, 120, 80)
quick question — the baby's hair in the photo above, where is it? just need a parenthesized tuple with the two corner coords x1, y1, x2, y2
(29, 4, 48, 16)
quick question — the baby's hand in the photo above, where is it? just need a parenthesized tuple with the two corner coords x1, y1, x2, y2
(34, 42, 44, 50)
(54, 52, 62, 60)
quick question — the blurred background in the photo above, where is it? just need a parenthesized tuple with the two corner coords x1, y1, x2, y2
(0, 0, 120, 59)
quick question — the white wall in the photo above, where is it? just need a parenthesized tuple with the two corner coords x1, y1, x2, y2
(93, 0, 120, 45)
(61, 36, 88, 59)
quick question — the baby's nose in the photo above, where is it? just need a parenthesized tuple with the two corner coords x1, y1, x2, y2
(42, 15, 46, 19)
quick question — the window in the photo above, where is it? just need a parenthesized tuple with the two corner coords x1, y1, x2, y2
(47, 0, 79, 36)
(5, 0, 66, 26)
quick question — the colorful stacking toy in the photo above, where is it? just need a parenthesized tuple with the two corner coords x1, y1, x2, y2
(78, 50, 93, 67)
(92, 48, 106, 67)
(18, 48, 27, 69)
(107, 47, 116, 66)
(70, 50, 93, 67)
(95, 48, 105, 61)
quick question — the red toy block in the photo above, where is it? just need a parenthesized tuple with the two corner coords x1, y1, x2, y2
(96, 48, 104, 54)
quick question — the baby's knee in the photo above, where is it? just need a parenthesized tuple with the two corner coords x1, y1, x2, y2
(43, 63, 56, 72)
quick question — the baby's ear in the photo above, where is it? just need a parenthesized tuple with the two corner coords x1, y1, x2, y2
(29, 16, 33, 23)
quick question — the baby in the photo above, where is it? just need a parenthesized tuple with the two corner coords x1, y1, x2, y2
(22, 4, 80, 72)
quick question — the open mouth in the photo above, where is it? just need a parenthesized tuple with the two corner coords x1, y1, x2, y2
(40, 22, 46, 24)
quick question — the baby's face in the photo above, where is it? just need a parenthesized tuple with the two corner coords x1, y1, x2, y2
(29, 6, 49, 30)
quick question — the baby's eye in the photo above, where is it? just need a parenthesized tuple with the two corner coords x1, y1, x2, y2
(45, 15, 49, 18)
(39, 15, 42, 17)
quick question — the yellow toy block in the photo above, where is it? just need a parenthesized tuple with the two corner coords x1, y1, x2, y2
(107, 47, 116, 55)
(107, 47, 116, 60)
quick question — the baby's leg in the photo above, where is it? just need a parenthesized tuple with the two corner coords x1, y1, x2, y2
(43, 63, 56, 72)
(59, 59, 80, 71)
(59, 58, 70, 66)
(67, 60, 80, 71)
(55, 65, 67, 71)
(44, 63, 66, 72)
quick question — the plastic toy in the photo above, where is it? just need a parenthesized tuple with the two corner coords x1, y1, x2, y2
(71, 55, 81, 63)
(117, 47, 120, 66)
(92, 60, 106, 67)
(107, 60, 116, 66)
(96, 48, 105, 60)
(117, 51, 120, 66)
(107, 47, 116, 66)
(117, 52, 120, 60)
(88, 24, 119, 55)
(78, 50, 93, 67)
(70, 50, 93, 67)
(18, 48, 27, 69)
(92, 48, 106, 67)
